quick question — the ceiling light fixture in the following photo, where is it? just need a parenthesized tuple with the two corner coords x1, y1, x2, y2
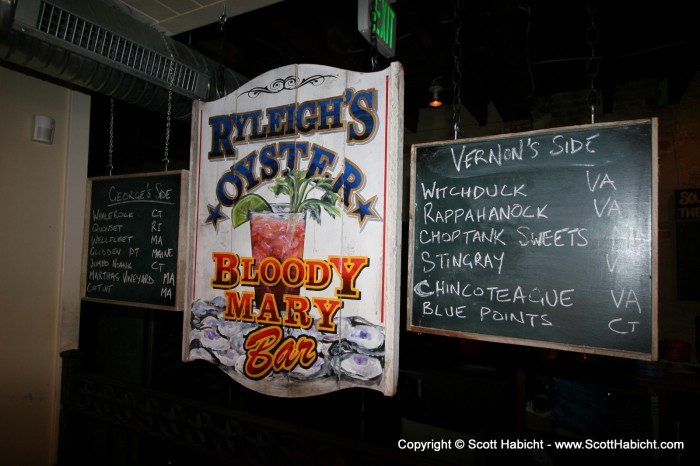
(428, 78, 443, 108)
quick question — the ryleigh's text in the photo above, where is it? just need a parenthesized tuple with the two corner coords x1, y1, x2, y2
(208, 88, 377, 159)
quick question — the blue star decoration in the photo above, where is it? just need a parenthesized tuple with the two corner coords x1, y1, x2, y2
(348, 193, 380, 228)
(205, 202, 229, 231)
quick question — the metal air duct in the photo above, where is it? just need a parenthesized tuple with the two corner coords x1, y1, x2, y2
(0, 0, 247, 119)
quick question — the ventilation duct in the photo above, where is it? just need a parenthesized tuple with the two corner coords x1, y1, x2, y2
(0, 0, 248, 119)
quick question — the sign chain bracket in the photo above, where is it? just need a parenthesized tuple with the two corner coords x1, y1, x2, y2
(452, 0, 463, 139)
(370, 1, 378, 71)
(216, 5, 228, 99)
(587, 0, 600, 124)
(107, 97, 115, 176)
(161, 32, 174, 172)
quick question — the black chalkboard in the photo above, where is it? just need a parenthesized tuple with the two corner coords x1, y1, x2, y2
(81, 171, 189, 310)
(675, 188, 700, 300)
(407, 120, 658, 360)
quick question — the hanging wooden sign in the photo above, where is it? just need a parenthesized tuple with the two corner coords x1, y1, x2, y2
(184, 63, 404, 397)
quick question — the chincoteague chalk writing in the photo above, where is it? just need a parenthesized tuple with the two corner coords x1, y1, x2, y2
(407, 120, 657, 360)
(81, 171, 189, 310)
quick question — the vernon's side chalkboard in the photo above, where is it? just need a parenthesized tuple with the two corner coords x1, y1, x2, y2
(407, 119, 658, 360)
(81, 170, 189, 310)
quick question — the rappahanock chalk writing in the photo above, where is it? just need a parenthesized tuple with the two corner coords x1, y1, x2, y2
(422, 202, 548, 224)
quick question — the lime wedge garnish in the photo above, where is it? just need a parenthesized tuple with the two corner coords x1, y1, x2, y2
(230, 193, 272, 228)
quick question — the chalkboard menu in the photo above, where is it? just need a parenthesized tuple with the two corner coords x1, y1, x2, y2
(675, 188, 700, 300)
(408, 120, 658, 360)
(81, 171, 189, 310)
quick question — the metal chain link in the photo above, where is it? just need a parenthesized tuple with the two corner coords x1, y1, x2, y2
(586, 0, 599, 124)
(161, 32, 174, 171)
(107, 97, 114, 176)
(215, 6, 228, 98)
(370, 0, 378, 71)
(520, 4, 534, 101)
(452, 0, 463, 139)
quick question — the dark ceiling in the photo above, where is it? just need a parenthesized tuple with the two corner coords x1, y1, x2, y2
(178, 0, 699, 131)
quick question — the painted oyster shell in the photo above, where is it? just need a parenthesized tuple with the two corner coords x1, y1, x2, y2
(190, 326, 230, 351)
(337, 353, 383, 381)
(188, 298, 386, 385)
(289, 355, 329, 380)
(340, 316, 384, 353)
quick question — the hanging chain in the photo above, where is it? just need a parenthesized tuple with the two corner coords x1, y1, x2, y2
(370, 0, 378, 71)
(107, 97, 114, 176)
(586, 0, 599, 124)
(161, 32, 174, 171)
(216, 5, 228, 98)
(452, 0, 463, 139)
(520, 4, 534, 101)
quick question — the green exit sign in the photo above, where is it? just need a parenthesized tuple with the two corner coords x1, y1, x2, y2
(358, 0, 397, 58)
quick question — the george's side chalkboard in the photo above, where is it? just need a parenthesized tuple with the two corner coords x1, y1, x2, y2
(407, 120, 658, 360)
(81, 170, 189, 310)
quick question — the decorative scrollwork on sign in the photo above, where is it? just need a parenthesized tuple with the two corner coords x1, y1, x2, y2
(243, 74, 337, 98)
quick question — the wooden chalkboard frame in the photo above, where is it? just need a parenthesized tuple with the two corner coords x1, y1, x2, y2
(80, 170, 190, 311)
(407, 119, 658, 360)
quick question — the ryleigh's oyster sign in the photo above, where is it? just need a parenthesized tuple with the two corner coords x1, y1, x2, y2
(184, 63, 404, 397)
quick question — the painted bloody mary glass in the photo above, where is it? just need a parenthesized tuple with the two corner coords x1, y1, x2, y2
(249, 205, 306, 310)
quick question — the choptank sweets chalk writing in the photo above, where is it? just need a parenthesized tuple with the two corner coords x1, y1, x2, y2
(81, 171, 189, 310)
(407, 119, 658, 360)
